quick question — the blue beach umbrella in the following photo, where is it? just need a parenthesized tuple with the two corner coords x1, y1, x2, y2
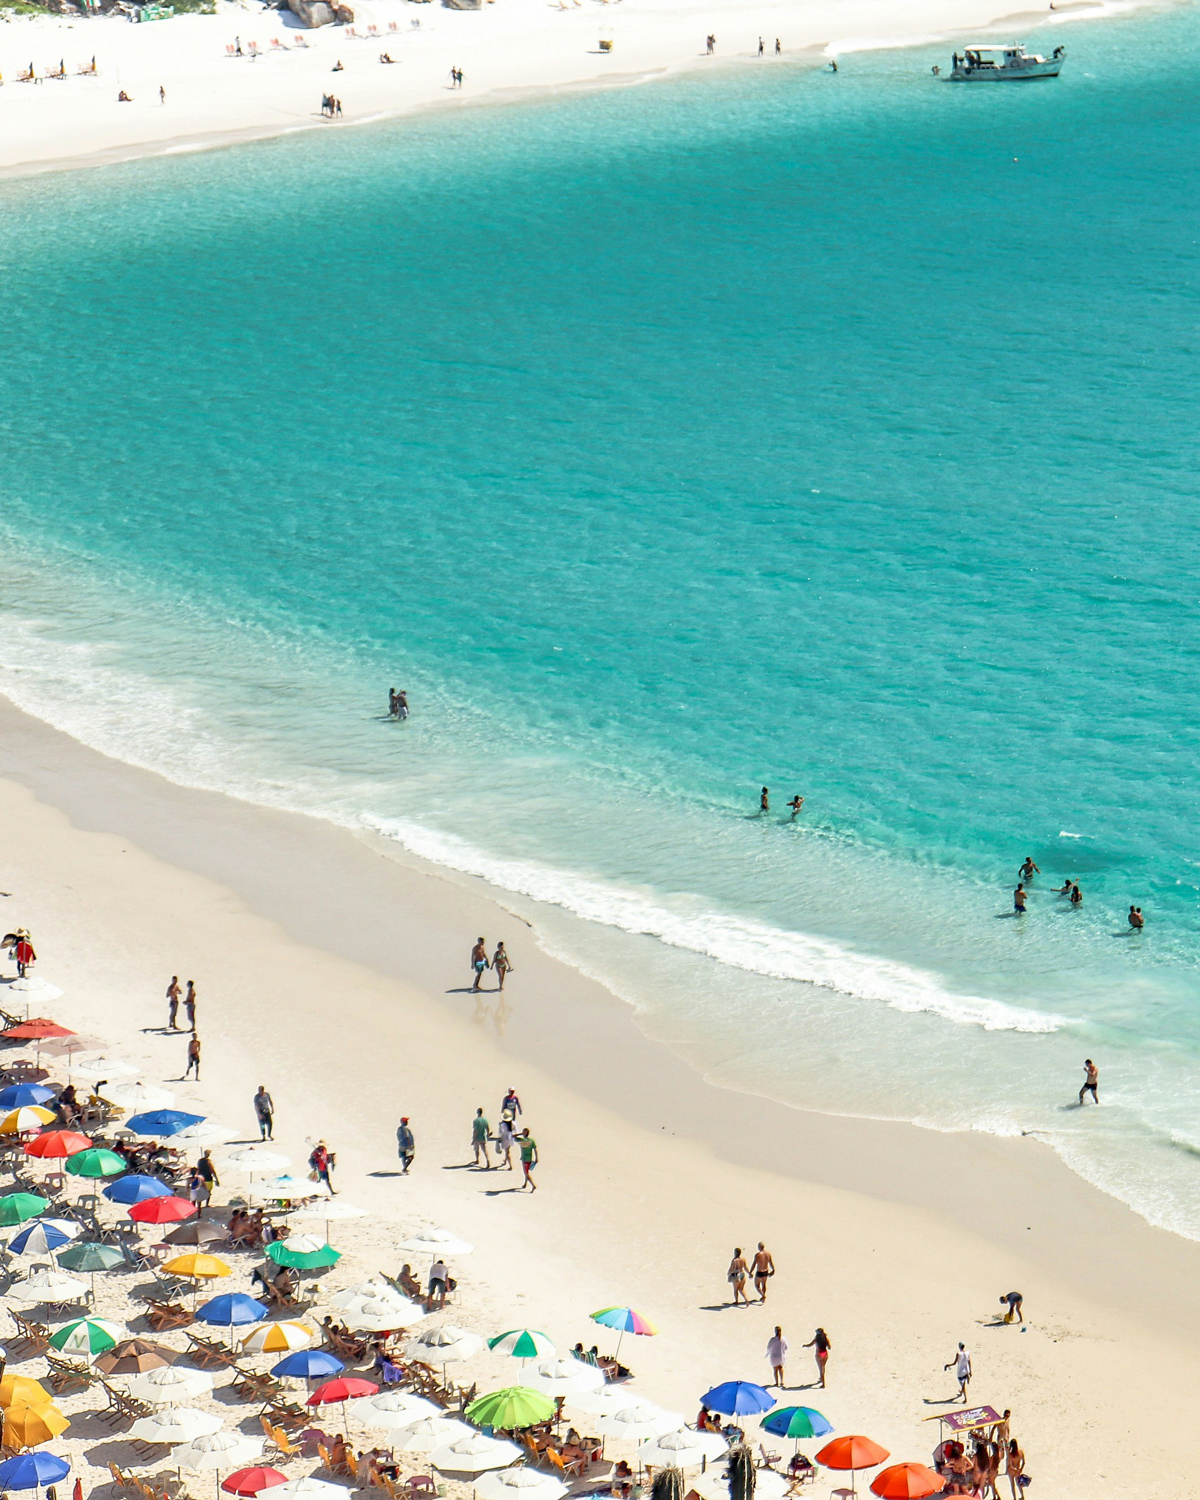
(197, 1293, 268, 1343)
(761, 1406, 834, 1441)
(103, 1174, 172, 1205)
(0, 1084, 55, 1110)
(0, 1452, 70, 1491)
(271, 1349, 345, 1380)
(701, 1381, 776, 1416)
(9, 1219, 78, 1256)
(124, 1109, 205, 1137)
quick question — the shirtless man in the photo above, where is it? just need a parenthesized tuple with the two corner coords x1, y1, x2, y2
(1078, 1058, 1099, 1105)
(1128, 905, 1144, 930)
(471, 938, 489, 992)
(727, 1247, 751, 1306)
(1018, 856, 1040, 881)
(760, 787, 770, 814)
(752, 1242, 776, 1301)
(166, 975, 181, 1030)
(1013, 883, 1027, 914)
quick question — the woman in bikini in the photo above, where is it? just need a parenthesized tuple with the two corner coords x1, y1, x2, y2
(727, 1248, 751, 1306)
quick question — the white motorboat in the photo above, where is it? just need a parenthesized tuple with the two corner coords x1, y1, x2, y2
(941, 43, 1065, 81)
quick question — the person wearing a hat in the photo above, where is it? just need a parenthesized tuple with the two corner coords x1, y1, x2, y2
(396, 1117, 415, 1175)
(496, 1110, 517, 1170)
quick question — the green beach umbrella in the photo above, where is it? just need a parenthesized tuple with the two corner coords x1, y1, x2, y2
(487, 1329, 556, 1362)
(0, 1192, 49, 1227)
(49, 1316, 124, 1355)
(265, 1238, 341, 1271)
(57, 1240, 126, 1298)
(66, 1147, 127, 1179)
(466, 1386, 556, 1430)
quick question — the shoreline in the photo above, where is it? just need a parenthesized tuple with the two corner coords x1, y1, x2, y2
(0, 0, 1132, 182)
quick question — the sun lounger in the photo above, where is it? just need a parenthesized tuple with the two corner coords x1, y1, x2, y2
(260, 1417, 303, 1460)
(46, 1351, 102, 1393)
(265, 1400, 309, 1431)
(233, 1364, 282, 1402)
(292, 34, 310, 46)
(186, 1331, 239, 1367)
(144, 1299, 192, 1331)
(8, 1310, 51, 1354)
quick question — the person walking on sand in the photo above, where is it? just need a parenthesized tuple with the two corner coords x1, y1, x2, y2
(727, 1247, 751, 1306)
(471, 938, 490, 992)
(184, 980, 197, 1031)
(1129, 904, 1144, 930)
(999, 1291, 1023, 1324)
(760, 787, 770, 813)
(1013, 883, 1027, 914)
(159, 84, 166, 104)
(309, 1139, 336, 1193)
(185, 1034, 201, 1080)
(775, 37, 781, 54)
(1018, 856, 1040, 881)
(196, 1150, 219, 1204)
(758, 36, 764, 55)
(1004, 1438, 1025, 1499)
(519, 1128, 538, 1190)
(496, 1111, 516, 1169)
(1078, 1058, 1099, 1105)
(804, 1328, 831, 1386)
(501, 1086, 522, 1118)
(396, 1116, 415, 1174)
(471, 1107, 491, 1168)
(492, 941, 513, 990)
(166, 976, 181, 1031)
(766, 1325, 788, 1387)
(253, 1085, 275, 1141)
(706, 33, 715, 54)
(427, 1257, 449, 1309)
(752, 1242, 775, 1301)
(944, 1342, 972, 1402)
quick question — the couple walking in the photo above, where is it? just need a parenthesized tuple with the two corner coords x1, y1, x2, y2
(726, 1243, 775, 1305)
(470, 938, 513, 991)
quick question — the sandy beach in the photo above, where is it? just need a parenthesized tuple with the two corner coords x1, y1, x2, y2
(0, 694, 1197, 1499)
(0, 0, 1113, 176)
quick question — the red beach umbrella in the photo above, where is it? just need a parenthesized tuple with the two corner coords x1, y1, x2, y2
(221, 1469, 288, 1497)
(817, 1438, 890, 1471)
(870, 1464, 942, 1499)
(306, 1376, 378, 1407)
(1, 1020, 74, 1041)
(26, 1131, 93, 1159)
(129, 1195, 197, 1225)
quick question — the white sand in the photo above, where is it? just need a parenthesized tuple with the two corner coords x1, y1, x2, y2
(0, 0, 1112, 176)
(0, 698, 1198, 1498)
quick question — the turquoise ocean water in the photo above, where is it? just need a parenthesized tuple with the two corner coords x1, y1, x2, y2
(2, 3, 1199, 1231)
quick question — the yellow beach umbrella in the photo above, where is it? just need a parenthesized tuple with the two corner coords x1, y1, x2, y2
(0, 1376, 50, 1409)
(162, 1254, 231, 1280)
(0, 1107, 55, 1136)
(2, 1399, 70, 1447)
(241, 1320, 315, 1353)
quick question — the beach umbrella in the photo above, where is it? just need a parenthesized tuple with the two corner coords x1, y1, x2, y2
(701, 1382, 776, 1417)
(390, 1416, 473, 1452)
(0, 1452, 69, 1489)
(94, 1337, 177, 1375)
(589, 1306, 657, 1358)
(0, 1193, 49, 1227)
(74, 1057, 139, 1082)
(476, 1471, 567, 1500)
(56, 1241, 124, 1299)
(271, 1481, 344, 1500)
(331, 1283, 421, 1325)
(816, 1437, 890, 1498)
(265, 1237, 340, 1271)
(163, 1253, 231, 1281)
(3, 977, 63, 1003)
(404, 1324, 482, 1375)
(428, 1432, 523, 1474)
(2, 1402, 70, 1448)
(352, 1390, 440, 1429)
(0, 1085, 55, 1109)
(398, 1229, 473, 1256)
(172, 1432, 264, 1475)
(125, 1109, 205, 1137)
(595, 1406, 684, 1442)
(223, 1147, 291, 1174)
(25, 1131, 92, 1160)
(869, 1465, 942, 1500)
(172, 1121, 234, 1148)
(488, 1329, 555, 1363)
(250, 1176, 323, 1203)
(0, 1108, 56, 1136)
(222, 1469, 287, 1497)
(636, 1432, 729, 1470)
(65, 1147, 125, 1179)
(241, 1322, 314, 1354)
(270, 1350, 343, 1381)
(761, 1407, 834, 1441)
(103, 1174, 172, 1205)
(1, 1020, 74, 1072)
(526, 1355, 606, 1399)
(0, 1378, 50, 1410)
(99, 1081, 174, 1111)
(129, 1194, 196, 1225)
(131, 1409, 224, 1445)
(9, 1219, 80, 1256)
(466, 1387, 555, 1431)
(293, 1198, 367, 1242)
(48, 1317, 123, 1356)
(570, 1386, 655, 1418)
(692, 1469, 790, 1500)
(197, 1293, 268, 1341)
(164, 1219, 228, 1248)
(9, 1268, 88, 1306)
(306, 1376, 377, 1424)
(125, 1367, 214, 1405)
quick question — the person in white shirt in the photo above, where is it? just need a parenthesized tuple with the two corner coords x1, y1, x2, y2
(766, 1326, 788, 1387)
(944, 1342, 972, 1402)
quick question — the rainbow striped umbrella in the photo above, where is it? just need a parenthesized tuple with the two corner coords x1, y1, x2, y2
(589, 1306, 658, 1358)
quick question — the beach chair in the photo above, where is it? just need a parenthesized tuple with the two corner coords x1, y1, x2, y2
(403, 1478, 436, 1500)
(109, 1463, 140, 1494)
(260, 1417, 303, 1460)
(45, 1351, 98, 1393)
(366, 24, 379, 36)
(8, 1310, 51, 1354)
(186, 1332, 238, 1367)
(265, 1399, 308, 1431)
(388, 21, 398, 30)
(144, 1299, 192, 1331)
(270, 37, 287, 49)
(293, 34, 309, 47)
(759, 1444, 782, 1469)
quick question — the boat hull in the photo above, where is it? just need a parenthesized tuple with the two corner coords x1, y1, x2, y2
(948, 60, 1062, 80)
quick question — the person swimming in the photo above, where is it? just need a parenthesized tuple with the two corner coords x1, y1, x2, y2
(788, 795, 804, 818)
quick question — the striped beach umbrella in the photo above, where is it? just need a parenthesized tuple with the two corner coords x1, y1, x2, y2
(48, 1318, 124, 1356)
(240, 1322, 314, 1355)
(0, 1108, 55, 1136)
(487, 1329, 556, 1363)
(589, 1305, 658, 1357)
(8, 1220, 80, 1256)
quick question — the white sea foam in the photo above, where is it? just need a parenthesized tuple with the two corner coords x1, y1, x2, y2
(366, 816, 1068, 1034)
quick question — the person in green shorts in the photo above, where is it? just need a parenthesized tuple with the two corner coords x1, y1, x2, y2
(471, 1108, 491, 1169)
(519, 1130, 538, 1191)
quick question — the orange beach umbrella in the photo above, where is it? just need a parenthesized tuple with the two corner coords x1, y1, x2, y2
(2, 1399, 70, 1448)
(870, 1464, 942, 1499)
(816, 1437, 890, 1471)
(0, 1377, 50, 1410)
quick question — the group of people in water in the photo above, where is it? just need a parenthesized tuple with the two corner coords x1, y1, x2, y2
(387, 687, 409, 720)
(758, 787, 804, 818)
(1013, 855, 1145, 929)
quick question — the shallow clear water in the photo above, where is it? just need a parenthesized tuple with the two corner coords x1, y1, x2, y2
(2, 4, 1199, 1231)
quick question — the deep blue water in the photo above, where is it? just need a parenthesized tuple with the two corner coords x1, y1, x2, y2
(2, 4, 1199, 1231)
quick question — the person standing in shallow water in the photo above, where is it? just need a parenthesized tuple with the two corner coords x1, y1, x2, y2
(760, 787, 770, 813)
(1079, 1058, 1099, 1104)
(1013, 883, 1027, 914)
(1129, 905, 1144, 930)
(1018, 856, 1040, 881)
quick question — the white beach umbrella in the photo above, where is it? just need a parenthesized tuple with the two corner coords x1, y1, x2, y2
(391, 1416, 473, 1453)
(125, 1366, 214, 1404)
(691, 1468, 790, 1500)
(5, 977, 64, 1002)
(429, 1432, 522, 1474)
(476, 1471, 568, 1500)
(10, 1268, 89, 1304)
(570, 1386, 654, 1418)
(272, 1481, 345, 1500)
(404, 1324, 482, 1365)
(597, 1406, 685, 1443)
(352, 1391, 442, 1430)
(171, 1121, 234, 1147)
(352, 1300, 428, 1332)
(130, 1408, 224, 1444)
(250, 1175, 323, 1201)
(100, 1081, 175, 1110)
(636, 1431, 729, 1469)
(172, 1432, 263, 1471)
(399, 1229, 474, 1256)
(527, 1355, 607, 1398)
(74, 1056, 140, 1081)
(294, 1199, 367, 1223)
(223, 1146, 291, 1174)
(331, 1282, 421, 1324)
